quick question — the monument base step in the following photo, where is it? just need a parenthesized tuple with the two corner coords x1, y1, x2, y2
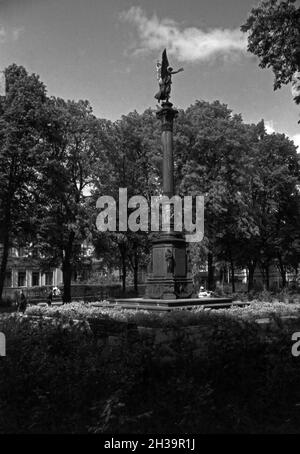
(112, 297, 241, 311)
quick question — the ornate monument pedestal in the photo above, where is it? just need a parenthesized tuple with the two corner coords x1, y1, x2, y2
(145, 231, 194, 299)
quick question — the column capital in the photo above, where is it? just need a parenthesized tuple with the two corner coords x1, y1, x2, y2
(156, 102, 178, 131)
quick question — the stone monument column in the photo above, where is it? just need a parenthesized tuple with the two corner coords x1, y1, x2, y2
(145, 101, 194, 300)
(157, 102, 177, 198)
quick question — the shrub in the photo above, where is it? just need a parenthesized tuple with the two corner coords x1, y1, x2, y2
(1, 301, 300, 433)
(26, 300, 300, 327)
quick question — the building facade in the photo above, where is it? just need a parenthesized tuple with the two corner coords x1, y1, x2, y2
(1, 245, 62, 301)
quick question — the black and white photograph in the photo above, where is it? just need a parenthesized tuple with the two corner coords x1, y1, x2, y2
(0, 0, 300, 438)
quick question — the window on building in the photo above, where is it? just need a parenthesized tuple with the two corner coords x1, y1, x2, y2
(45, 272, 53, 286)
(32, 272, 40, 287)
(10, 248, 18, 257)
(18, 247, 25, 257)
(4, 270, 12, 287)
(18, 271, 26, 287)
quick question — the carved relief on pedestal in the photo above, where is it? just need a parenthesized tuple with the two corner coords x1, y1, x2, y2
(165, 248, 175, 274)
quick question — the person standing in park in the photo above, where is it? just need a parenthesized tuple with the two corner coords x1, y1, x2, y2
(18, 291, 27, 314)
(47, 288, 53, 306)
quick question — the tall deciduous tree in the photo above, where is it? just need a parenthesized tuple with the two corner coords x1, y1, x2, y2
(0, 64, 47, 302)
(176, 101, 299, 292)
(245, 130, 300, 290)
(178, 100, 255, 290)
(93, 109, 159, 292)
(228, 125, 300, 291)
(36, 98, 100, 302)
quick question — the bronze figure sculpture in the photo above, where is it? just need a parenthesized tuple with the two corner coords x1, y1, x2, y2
(155, 49, 184, 103)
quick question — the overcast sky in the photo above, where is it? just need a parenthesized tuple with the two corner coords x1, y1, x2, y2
(0, 0, 299, 147)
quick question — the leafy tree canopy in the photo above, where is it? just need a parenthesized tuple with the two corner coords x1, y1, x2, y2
(241, 0, 300, 103)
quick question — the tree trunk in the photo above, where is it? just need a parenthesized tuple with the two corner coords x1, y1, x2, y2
(119, 244, 127, 294)
(0, 226, 10, 303)
(133, 249, 139, 293)
(0, 201, 11, 303)
(207, 252, 215, 291)
(247, 261, 256, 293)
(219, 266, 225, 289)
(0, 158, 15, 303)
(278, 255, 287, 288)
(263, 264, 270, 291)
(121, 259, 126, 293)
(230, 259, 235, 293)
(266, 265, 270, 291)
(62, 231, 75, 303)
(62, 260, 72, 303)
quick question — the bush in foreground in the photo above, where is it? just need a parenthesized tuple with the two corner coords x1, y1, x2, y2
(1, 306, 300, 433)
(26, 300, 300, 327)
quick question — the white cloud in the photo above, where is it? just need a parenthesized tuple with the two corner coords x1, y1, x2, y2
(0, 24, 24, 43)
(120, 6, 247, 62)
(265, 121, 275, 134)
(12, 26, 24, 41)
(292, 134, 300, 150)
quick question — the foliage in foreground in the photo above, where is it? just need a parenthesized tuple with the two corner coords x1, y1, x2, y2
(25, 300, 300, 327)
(1, 307, 300, 433)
